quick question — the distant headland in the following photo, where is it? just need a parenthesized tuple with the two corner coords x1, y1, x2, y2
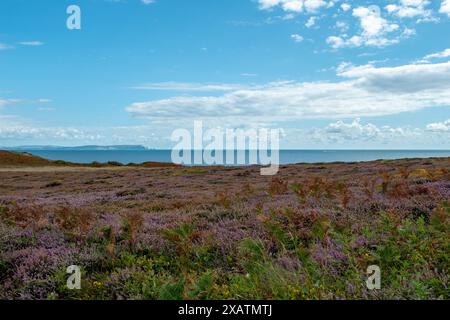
(0, 145, 148, 151)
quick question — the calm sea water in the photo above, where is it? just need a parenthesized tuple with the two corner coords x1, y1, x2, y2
(14, 150, 450, 165)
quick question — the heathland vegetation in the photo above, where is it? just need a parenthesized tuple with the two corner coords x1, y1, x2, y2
(0, 151, 448, 299)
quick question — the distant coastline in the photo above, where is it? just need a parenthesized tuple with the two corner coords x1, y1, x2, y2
(3, 145, 450, 152)
(1, 148, 450, 166)
(1, 145, 148, 151)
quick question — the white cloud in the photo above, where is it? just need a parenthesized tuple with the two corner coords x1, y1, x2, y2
(305, 16, 317, 28)
(1, 41, 44, 51)
(307, 118, 423, 144)
(0, 98, 20, 108)
(0, 114, 98, 142)
(327, 6, 402, 48)
(353, 6, 399, 38)
(258, 0, 330, 13)
(303, 118, 450, 147)
(19, 41, 44, 46)
(36, 107, 54, 112)
(325, 119, 384, 140)
(335, 21, 349, 32)
(440, 0, 450, 16)
(131, 82, 246, 92)
(401, 27, 416, 37)
(427, 119, 450, 131)
(304, 0, 328, 12)
(141, 0, 155, 4)
(0, 118, 164, 146)
(1, 117, 447, 149)
(0, 126, 98, 141)
(337, 61, 450, 93)
(0, 99, 10, 108)
(256, 1, 443, 49)
(386, 0, 432, 19)
(422, 48, 450, 61)
(291, 33, 304, 42)
(327, 35, 366, 48)
(126, 61, 450, 122)
(341, 3, 351, 12)
(241, 73, 258, 77)
(0, 43, 13, 50)
(0, 97, 51, 109)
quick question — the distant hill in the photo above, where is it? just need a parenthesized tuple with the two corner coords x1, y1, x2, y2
(2, 145, 148, 151)
(0, 150, 179, 168)
(0, 151, 54, 167)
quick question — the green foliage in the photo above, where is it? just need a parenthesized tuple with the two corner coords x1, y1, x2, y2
(0, 205, 13, 225)
(159, 278, 185, 300)
(162, 223, 198, 261)
(188, 272, 214, 300)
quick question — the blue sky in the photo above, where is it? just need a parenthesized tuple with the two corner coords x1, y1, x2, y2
(1, 0, 450, 149)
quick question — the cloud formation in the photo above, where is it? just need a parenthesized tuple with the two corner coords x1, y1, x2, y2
(441, 0, 450, 16)
(2, 116, 449, 149)
(291, 33, 304, 42)
(327, 6, 405, 48)
(19, 41, 44, 46)
(126, 61, 450, 121)
(256, 1, 447, 49)
(0, 98, 20, 108)
(337, 60, 450, 93)
(258, 0, 333, 13)
(340, 3, 351, 12)
(427, 119, 450, 132)
(306, 118, 423, 145)
(0, 119, 162, 146)
(132, 82, 246, 92)
(386, 0, 432, 19)
(0, 43, 13, 50)
(305, 16, 317, 28)
(423, 48, 450, 61)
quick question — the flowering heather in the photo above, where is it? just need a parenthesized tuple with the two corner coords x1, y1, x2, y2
(0, 157, 449, 300)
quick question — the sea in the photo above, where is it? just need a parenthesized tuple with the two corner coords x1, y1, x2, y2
(11, 150, 450, 165)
